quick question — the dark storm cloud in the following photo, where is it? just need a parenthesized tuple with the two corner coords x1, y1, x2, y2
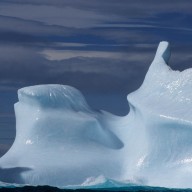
(0, 0, 191, 113)
(0, 42, 190, 94)
(0, 15, 72, 36)
(1, 0, 192, 15)
(0, 3, 116, 28)
(0, 44, 153, 93)
(0, 15, 151, 46)
(0, 0, 192, 29)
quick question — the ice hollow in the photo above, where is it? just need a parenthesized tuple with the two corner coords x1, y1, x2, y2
(1, 41, 192, 188)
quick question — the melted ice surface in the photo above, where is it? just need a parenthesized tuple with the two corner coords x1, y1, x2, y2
(0, 41, 192, 188)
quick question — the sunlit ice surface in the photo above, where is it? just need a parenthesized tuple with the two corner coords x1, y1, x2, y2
(1, 42, 192, 189)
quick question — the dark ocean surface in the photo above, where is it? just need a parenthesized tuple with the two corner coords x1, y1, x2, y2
(0, 185, 192, 192)
(0, 180, 192, 192)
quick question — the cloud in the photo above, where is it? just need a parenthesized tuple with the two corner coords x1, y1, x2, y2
(1, 0, 192, 30)
(0, 15, 71, 36)
(0, 0, 191, 108)
(1, 0, 192, 23)
(0, 45, 47, 83)
(0, 15, 159, 47)
(1, 0, 192, 15)
(41, 50, 130, 61)
(0, 4, 118, 28)
(0, 42, 191, 92)
(0, 43, 153, 93)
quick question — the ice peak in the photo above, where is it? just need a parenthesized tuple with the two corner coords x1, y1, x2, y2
(154, 41, 171, 65)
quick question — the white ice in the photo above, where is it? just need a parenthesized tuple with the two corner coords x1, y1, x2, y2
(0, 41, 192, 188)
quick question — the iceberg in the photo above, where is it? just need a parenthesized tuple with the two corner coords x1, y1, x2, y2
(0, 41, 192, 188)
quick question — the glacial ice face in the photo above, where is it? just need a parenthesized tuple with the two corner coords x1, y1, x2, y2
(0, 85, 124, 186)
(1, 41, 192, 188)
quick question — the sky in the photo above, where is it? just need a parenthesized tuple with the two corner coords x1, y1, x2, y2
(0, 0, 192, 156)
